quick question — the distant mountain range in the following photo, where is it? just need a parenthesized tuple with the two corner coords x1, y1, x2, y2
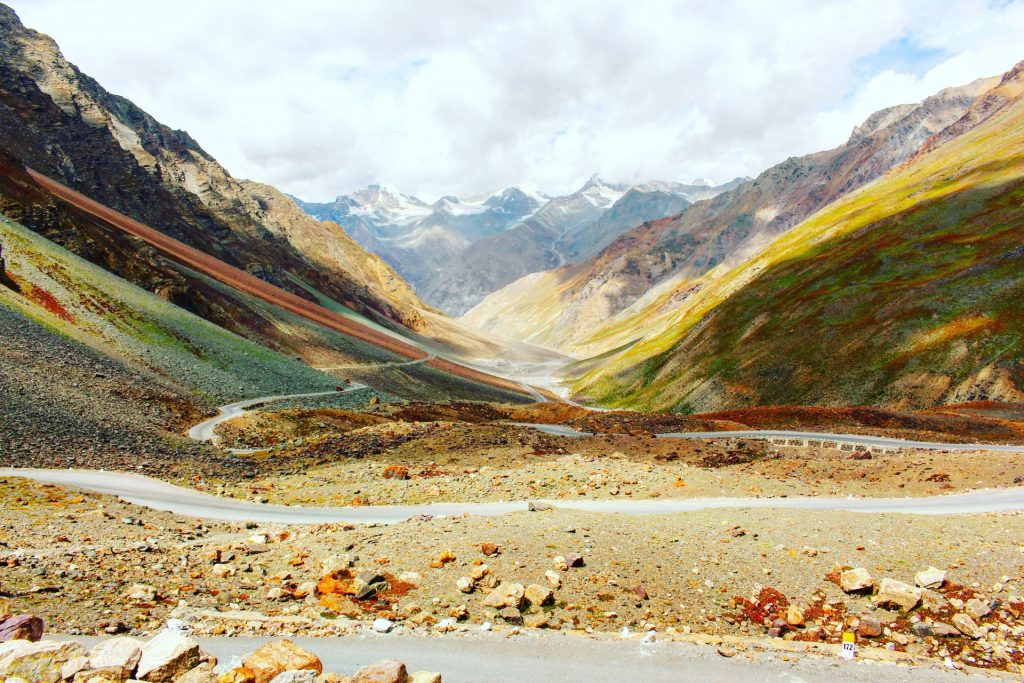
(297, 176, 745, 314)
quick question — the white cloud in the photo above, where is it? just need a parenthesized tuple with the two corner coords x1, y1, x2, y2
(10, 0, 1024, 200)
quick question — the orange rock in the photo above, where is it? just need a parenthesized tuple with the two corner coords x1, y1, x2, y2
(318, 593, 363, 617)
(317, 569, 357, 596)
(217, 667, 257, 683)
(242, 640, 322, 683)
(383, 465, 410, 480)
(481, 543, 500, 557)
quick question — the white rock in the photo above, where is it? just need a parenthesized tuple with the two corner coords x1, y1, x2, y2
(269, 671, 317, 683)
(876, 578, 923, 611)
(839, 568, 874, 592)
(136, 630, 201, 682)
(372, 618, 395, 634)
(89, 636, 143, 672)
(915, 566, 946, 589)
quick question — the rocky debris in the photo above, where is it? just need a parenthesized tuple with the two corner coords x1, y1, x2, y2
(0, 614, 44, 642)
(0, 630, 438, 683)
(482, 582, 525, 609)
(875, 578, 922, 611)
(242, 639, 322, 683)
(125, 584, 159, 603)
(784, 605, 805, 627)
(839, 568, 874, 593)
(350, 659, 407, 683)
(136, 629, 202, 682)
(915, 566, 946, 589)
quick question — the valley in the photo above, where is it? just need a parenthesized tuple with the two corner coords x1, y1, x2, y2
(2, 3, 1024, 681)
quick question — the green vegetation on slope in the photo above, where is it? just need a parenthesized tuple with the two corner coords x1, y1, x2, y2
(0, 215, 342, 403)
(575, 83, 1024, 412)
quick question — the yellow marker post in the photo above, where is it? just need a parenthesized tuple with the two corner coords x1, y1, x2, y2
(839, 631, 856, 660)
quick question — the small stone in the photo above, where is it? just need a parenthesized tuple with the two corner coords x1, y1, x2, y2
(528, 502, 553, 512)
(350, 659, 407, 683)
(914, 566, 946, 589)
(564, 553, 584, 568)
(480, 543, 500, 557)
(523, 612, 549, 629)
(552, 556, 568, 571)
(524, 584, 554, 607)
(929, 622, 961, 637)
(434, 618, 457, 633)
(372, 618, 395, 634)
(717, 645, 737, 658)
(952, 613, 984, 639)
(965, 598, 991, 620)
(499, 607, 522, 624)
(876, 578, 922, 611)
(456, 577, 474, 594)
(839, 568, 873, 593)
(858, 616, 882, 638)
(544, 570, 561, 587)
(125, 584, 158, 602)
(785, 605, 805, 627)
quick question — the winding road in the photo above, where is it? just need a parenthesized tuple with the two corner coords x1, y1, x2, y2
(187, 385, 368, 452)
(2, 467, 1022, 524)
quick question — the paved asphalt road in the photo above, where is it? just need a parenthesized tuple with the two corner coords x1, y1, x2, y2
(59, 633, 1005, 683)
(2, 468, 1022, 524)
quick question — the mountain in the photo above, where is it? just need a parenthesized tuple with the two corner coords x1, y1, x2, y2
(296, 185, 547, 305)
(303, 176, 737, 315)
(572, 59, 1024, 412)
(0, 4, 425, 333)
(0, 4, 559, 403)
(462, 74, 999, 353)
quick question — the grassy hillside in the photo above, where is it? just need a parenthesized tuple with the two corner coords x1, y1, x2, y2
(0, 215, 344, 404)
(575, 75, 1024, 412)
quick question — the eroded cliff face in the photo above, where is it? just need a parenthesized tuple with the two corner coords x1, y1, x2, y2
(0, 4, 426, 331)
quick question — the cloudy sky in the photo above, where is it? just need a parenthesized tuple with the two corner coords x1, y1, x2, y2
(12, 0, 1024, 201)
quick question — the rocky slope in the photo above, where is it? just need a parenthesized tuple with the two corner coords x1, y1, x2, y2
(462, 76, 999, 353)
(573, 60, 1024, 412)
(0, 4, 425, 332)
(301, 178, 734, 315)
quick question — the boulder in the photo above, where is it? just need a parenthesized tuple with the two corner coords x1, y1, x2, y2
(73, 668, 132, 683)
(177, 662, 219, 682)
(136, 630, 201, 682)
(482, 582, 525, 609)
(839, 568, 873, 593)
(499, 607, 522, 624)
(914, 566, 946, 589)
(350, 659, 407, 683)
(62, 655, 90, 680)
(408, 673, 441, 683)
(524, 584, 554, 607)
(243, 640, 322, 683)
(0, 639, 85, 683)
(89, 636, 143, 672)
(219, 667, 257, 683)
(269, 671, 317, 683)
(785, 605, 805, 627)
(875, 578, 922, 611)
(0, 615, 44, 642)
(929, 622, 961, 637)
(523, 612, 549, 629)
(372, 618, 394, 634)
